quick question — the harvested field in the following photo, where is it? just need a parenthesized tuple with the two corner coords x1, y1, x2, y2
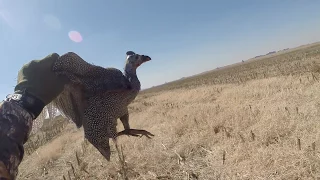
(19, 42, 320, 179)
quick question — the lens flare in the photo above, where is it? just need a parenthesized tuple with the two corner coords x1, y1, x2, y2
(68, 30, 83, 43)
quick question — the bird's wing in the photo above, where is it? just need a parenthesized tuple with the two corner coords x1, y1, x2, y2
(82, 67, 131, 95)
(47, 52, 131, 128)
(53, 52, 131, 92)
(51, 84, 87, 128)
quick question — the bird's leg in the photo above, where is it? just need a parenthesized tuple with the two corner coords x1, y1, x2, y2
(118, 112, 154, 138)
(118, 112, 137, 137)
(117, 129, 155, 139)
(120, 113, 130, 130)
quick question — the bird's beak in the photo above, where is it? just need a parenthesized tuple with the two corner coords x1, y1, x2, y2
(142, 55, 151, 62)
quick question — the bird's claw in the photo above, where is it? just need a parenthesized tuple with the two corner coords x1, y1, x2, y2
(117, 129, 155, 139)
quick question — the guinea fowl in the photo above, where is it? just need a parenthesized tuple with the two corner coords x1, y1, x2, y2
(49, 51, 154, 160)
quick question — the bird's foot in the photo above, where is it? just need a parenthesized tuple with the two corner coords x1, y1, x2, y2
(117, 129, 155, 139)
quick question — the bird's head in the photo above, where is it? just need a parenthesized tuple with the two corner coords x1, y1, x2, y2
(125, 51, 151, 70)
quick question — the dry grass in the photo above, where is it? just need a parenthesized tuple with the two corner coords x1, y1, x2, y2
(142, 42, 320, 93)
(18, 42, 320, 179)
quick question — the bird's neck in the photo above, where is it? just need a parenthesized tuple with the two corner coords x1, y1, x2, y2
(124, 64, 141, 91)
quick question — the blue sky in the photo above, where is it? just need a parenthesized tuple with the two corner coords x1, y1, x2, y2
(0, 0, 320, 98)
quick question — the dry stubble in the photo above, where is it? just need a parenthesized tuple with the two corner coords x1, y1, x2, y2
(18, 43, 320, 179)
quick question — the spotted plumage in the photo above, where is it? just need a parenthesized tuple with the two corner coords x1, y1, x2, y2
(49, 51, 154, 160)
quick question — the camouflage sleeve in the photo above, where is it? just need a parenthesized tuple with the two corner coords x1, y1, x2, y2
(0, 100, 33, 180)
